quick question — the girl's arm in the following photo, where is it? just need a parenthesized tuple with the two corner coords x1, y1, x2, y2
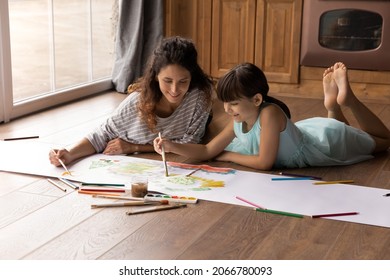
(216, 105, 286, 170)
(154, 121, 236, 161)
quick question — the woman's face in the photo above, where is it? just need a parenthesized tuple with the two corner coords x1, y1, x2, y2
(157, 64, 191, 105)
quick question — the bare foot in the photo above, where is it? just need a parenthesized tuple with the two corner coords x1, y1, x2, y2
(332, 62, 356, 107)
(323, 66, 339, 111)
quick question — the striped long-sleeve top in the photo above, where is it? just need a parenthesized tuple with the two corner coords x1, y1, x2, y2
(86, 89, 212, 153)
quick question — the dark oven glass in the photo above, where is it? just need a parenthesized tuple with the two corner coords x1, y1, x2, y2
(319, 9, 383, 51)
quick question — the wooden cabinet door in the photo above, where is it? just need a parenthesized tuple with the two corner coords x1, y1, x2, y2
(256, 0, 302, 83)
(165, 0, 302, 82)
(165, 0, 212, 73)
(211, 0, 256, 78)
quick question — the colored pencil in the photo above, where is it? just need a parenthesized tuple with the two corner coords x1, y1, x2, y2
(159, 132, 169, 177)
(78, 190, 122, 196)
(3, 135, 39, 141)
(92, 194, 144, 201)
(126, 203, 186, 215)
(235, 196, 266, 209)
(58, 178, 79, 189)
(255, 208, 304, 218)
(279, 172, 322, 180)
(81, 183, 125, 187)
(47, 178, 67, 192)
(313, 180, 354, 185)
(271, 177, 313, 181)
(80, 187, 126, 193)
(311, 212, 359, 218)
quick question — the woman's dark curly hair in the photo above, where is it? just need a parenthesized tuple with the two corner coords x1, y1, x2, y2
(131, 36, 213, 131)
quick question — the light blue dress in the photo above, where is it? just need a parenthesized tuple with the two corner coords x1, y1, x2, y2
(225, 103, 375, 168)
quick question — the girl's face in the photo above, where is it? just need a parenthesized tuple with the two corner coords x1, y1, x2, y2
(157, 64, 191, 105)
(223, 94, 262, 124)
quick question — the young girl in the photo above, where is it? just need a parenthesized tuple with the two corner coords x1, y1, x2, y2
(49, 36, 214, 167)
(154, 62, 390, 170)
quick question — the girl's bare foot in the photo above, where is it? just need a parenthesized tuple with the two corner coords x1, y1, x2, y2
(332, 62, 357, 107)
(323, 66, 339, 111)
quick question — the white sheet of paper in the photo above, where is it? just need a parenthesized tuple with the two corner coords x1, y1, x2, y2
(0, 140, 389, 228)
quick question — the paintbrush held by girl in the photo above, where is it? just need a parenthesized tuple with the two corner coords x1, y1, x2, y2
(154, 62, 390, 170)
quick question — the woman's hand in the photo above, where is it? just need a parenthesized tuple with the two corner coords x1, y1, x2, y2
(49, 149, 73, 166)
(103, 138, 133, 155)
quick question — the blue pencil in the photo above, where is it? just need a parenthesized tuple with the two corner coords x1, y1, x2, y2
(271, 177, 313, 181)
(279, 172, 322, 180)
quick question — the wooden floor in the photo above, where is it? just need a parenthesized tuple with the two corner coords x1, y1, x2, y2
(0, 90, 389, 260)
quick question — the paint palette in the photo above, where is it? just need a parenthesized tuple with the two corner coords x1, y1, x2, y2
(144, 193, 198, 204)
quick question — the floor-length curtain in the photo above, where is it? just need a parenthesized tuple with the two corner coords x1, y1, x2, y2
(112, 0, 163, 93)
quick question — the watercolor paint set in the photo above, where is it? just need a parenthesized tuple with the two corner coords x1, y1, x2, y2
(144, 193, 198, 204)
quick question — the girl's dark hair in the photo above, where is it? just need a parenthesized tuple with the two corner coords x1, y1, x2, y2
(216, 63, 291, 118)
(134, 36, 213, 131)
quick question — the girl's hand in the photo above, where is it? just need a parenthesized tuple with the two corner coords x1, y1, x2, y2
(153, 135, 174, 154)
(153, 136, 164, 155)
(103, 138, 133, 155)
(49, 149, 72, 166)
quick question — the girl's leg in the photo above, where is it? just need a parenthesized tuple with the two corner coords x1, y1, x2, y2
(323, 65, 349, 124)
(332, 62, 390, 152)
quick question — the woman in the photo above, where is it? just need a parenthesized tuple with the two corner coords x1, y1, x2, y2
(49, 36, 214, 167)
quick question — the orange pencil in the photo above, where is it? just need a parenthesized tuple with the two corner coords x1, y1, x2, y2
(78, 190, 122, 196)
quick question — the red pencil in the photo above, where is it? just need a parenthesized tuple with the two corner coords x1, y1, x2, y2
(311, 212, 359, 218)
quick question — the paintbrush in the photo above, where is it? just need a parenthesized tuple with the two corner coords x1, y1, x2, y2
(91, 200, 168, 209)
(52, 149, 72, 176)
(126, 203, 186, 215)
(186, 168, 201, 177)
(159, 132, 169, 177)
(58, 158, 72, 176)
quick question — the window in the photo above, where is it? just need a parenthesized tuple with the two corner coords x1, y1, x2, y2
(0, 0, 117, 122)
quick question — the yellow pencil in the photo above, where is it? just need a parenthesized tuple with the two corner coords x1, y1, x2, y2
(313, 180, 354, 185)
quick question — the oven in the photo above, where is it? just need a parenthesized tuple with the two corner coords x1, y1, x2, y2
(300, 0, 390, 71)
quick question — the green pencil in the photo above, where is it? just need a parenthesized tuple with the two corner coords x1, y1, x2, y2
(81, 182, 125, 187)
(255, 208, 304, 218)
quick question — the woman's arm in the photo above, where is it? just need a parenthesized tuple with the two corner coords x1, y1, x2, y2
(103, 138, 155, 155)
(49, 137, 97, 166)
(216, 105, 286, 170)
(154, 121, 236, 161)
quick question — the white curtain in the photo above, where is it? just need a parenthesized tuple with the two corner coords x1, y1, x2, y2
(112, 0, 164, 93)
